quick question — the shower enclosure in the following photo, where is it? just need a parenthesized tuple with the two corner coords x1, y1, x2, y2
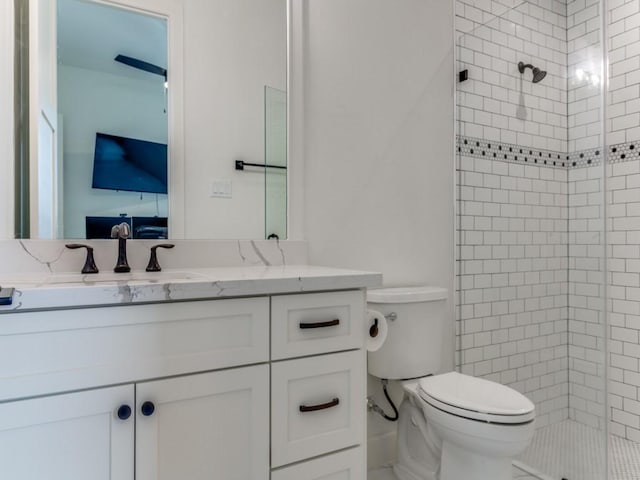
(455, 1, 613, 478)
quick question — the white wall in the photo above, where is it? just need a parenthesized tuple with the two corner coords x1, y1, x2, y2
(299, 0, 454, 469)
(182, 0, 286, 239)
(58, 65, 168, 238)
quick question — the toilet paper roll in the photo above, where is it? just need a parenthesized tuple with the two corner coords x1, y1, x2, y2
(366, 309, 388, 352)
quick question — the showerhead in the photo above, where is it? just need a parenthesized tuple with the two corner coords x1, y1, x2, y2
(518, 61, 547, 84)
(531, 67, 547, 83)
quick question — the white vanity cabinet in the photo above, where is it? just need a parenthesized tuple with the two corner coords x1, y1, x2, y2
(270, 291, 366, 476)
(0, 287, 368, 480)
(0, 385, 135, 480)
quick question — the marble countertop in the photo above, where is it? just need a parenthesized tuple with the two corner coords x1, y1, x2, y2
(0, 265, 382, 312)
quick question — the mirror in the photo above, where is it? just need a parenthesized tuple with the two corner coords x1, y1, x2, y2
(13, 0, 288, 240)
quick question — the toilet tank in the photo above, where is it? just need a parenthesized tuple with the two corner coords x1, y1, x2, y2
(367, 286, 448, 380)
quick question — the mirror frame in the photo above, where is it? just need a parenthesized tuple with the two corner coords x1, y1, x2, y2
(1, 0, 14, 239)
(287, 0, 302, 241)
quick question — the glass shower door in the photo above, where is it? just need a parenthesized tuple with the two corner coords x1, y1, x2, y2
(264, 85, 287, 239)
(454, 1, 607, 478)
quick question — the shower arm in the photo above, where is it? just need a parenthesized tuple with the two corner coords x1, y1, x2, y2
(518, 62, 534, 74)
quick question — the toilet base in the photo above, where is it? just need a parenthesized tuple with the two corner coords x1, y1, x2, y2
(440, 439, 512, 480)
(393, 395, 440, 480)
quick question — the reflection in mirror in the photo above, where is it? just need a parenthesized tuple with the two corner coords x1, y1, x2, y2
(59, 0, 168, 240)
(181, 0, 287, 240)
(14, 0, 288, 240)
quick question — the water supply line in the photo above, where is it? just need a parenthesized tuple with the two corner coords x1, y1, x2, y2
(367, 378, 399, 422)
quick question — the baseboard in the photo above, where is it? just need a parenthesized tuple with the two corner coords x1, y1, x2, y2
(367, 431, 397, 470)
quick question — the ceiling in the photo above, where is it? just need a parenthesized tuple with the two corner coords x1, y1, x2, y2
(57, 0, 167, 81)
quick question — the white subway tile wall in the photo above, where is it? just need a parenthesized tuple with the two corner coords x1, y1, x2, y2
(608, 0, 640, 146)
(608, 155, 640, 442)
(456, 0, 568, 152)
(456, 148, 610, 432)
(568, 165, 606, 430)
(567, 0, 602, 152)
(456, 151, 571, 428)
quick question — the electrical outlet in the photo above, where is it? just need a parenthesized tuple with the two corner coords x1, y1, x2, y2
(210, 180, 232, 198)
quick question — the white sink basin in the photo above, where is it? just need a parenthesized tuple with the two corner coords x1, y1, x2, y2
(43, 271, 207, 285)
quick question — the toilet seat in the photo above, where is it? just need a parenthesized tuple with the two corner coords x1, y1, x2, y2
(418, 372, 535, 424)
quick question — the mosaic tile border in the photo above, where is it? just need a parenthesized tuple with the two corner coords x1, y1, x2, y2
(568, 147, 603, 168)
(457, 136, 570, 169)
(457, 136, 603, 169)
(609, 141, 640, 164)
(457, 136, 640, 169)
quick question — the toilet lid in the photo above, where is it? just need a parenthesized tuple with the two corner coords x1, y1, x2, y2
(418, 372, 535, 424)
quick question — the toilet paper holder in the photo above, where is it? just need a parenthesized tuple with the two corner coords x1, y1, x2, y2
(369, 312, 396, 338)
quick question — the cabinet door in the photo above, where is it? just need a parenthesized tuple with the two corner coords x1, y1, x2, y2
(271, 447, 365, 480)
(136, 364, 269, 480)
(0, 385, 134, 480)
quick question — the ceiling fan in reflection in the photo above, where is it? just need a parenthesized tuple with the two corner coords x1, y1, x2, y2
(114, 54, 167, 81)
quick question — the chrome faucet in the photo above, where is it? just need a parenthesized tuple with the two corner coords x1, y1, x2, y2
(111, 222, 131, 273)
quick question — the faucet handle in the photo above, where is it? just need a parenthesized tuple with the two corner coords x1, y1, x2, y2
(146, 244, 175, 272)
(65, 244, 99, 274)
(111, 222, 131, 239)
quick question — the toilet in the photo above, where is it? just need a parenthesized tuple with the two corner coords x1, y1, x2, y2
(368, 286, 535, 480)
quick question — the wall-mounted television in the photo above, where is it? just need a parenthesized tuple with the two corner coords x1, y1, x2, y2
(92, 133, 168, 194)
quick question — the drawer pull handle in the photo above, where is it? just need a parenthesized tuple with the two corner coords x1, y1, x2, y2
(299, 397, 340, 412)
(299, 319, 340, 329)
(141, 401, 155, 417)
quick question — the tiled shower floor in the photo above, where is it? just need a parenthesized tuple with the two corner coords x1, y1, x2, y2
(517, 419, 640, 480)
(369, 420, 640, 480)
(368, 465, 538, 479)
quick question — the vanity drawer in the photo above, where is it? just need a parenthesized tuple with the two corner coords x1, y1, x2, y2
(271, 290, 365, 360)
(0, 297, 269, 401)
(271, 350, 365, 467)
(271, 446, 364, 480)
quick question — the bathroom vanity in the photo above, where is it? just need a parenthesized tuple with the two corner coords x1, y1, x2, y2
(0, 265, 380, 480)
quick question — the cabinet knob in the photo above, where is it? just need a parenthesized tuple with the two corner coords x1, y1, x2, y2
(117, 404, 132, 420)
(141, 401, 156, 417)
